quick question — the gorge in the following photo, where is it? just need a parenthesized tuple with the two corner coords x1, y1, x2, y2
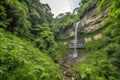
(0, 0, 120, 80)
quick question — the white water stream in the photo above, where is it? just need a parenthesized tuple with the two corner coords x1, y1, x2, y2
(73, 22, 80, 58)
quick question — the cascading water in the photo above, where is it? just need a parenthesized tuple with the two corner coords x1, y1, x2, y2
(73, 22, 80, 58)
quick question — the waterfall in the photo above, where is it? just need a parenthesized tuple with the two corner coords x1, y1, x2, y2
(73, 22, 80, 58)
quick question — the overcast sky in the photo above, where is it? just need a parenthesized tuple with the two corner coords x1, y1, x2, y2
(40, 0, 80, 17)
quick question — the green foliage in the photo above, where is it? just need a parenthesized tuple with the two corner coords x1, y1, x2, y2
(81, 0, 88, 4)
(0, 0, 58, 62)
(55, 40, 69, 61)
(103, 0, 120, 68)
(73, 49, 120, 80)
(0, 30, 63, 80)
(105, 43, 120, 68)
(34, 38, 45, 50)
(52, 12, 77, 39)
(72, 0, 120, 79)
(0, 5, 7, 19)
(1, 0, 120, 79)
(77, 0, 98, 18)
(85, 39, 106, 51)
(97, 0, 112, 12)
(2, 0, 31, 38)
(32, 23, 57, 61)
(0, 2, 11, 28)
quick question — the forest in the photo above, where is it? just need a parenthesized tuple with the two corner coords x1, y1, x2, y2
(0, 0, 120, 80)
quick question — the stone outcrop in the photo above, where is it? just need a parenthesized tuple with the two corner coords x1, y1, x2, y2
(60, 7, 108, 39)
(84, 37, 92, 42)
(94, 33, 102, 40)
(62, 28, 75, 39)
(78, 8, 108, 33)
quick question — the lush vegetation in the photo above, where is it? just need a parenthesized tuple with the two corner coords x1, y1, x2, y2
(0, 29, 62, 80)
(51, 12, 78, 39)
(78, 0, 98, 18)
(0, 0, 63, 79)
(71, 0, 120, 80)
(1, 0, 120, 80)
(0, 0, 56, 59)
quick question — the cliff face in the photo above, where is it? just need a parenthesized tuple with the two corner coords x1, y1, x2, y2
(79, 8, 108, 33)
(59, 3, 108, 39)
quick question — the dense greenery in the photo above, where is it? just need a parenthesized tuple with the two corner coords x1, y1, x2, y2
(0, 0, 58, 62)
(0, 29, 62, 80)
(51, 12, 78, 39)
(0, 0, 120, 80)
(78, 0, 98, 18)
(72, 0, 120, 80)
(0, 0, 63, 79)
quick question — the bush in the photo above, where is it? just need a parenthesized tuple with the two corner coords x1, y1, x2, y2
(0, 31, 63, 80)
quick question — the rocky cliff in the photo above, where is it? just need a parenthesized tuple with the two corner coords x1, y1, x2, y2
(60, 4, 108, 39)
(79, 7, 108, 33)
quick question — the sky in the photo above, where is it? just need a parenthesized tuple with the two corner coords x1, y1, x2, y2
(40, 0, 80, 17)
